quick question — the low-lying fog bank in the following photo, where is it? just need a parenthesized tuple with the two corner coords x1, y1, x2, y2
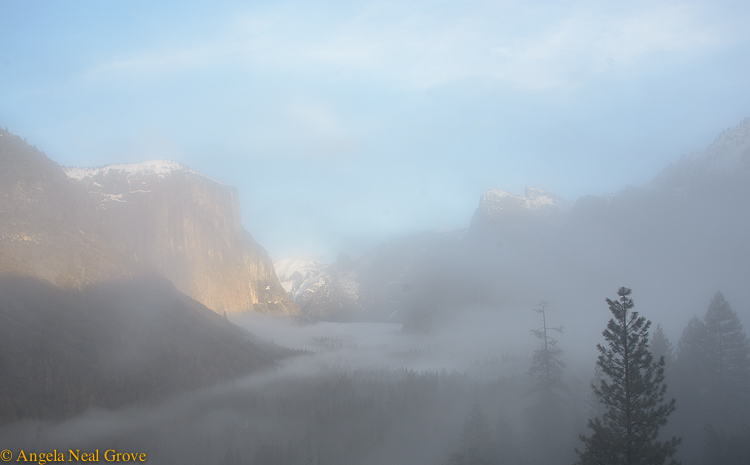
(232, 310, 545, 376)
(3, 294, 747, 465)
(1, 310, 592, 465)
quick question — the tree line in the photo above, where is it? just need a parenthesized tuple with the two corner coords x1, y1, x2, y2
(448, 288, 750, 465)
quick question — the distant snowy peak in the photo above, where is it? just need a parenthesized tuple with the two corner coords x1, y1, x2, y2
(652, 118, 750, 188)
(274, 256, 329, 294)
(470, 187, 571, 232)
(479, 187, 571, 215)
(64, 160, 226, 185)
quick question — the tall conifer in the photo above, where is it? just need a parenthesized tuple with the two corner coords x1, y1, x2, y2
(526, 301, 568, 464)
(703, 292, 750, 399)
(576, 287, 680, 465)
(528, 301, 565, 398)
(650, 324, 674, 371)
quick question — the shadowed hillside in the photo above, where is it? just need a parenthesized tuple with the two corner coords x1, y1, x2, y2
(0, 275, 287, 423)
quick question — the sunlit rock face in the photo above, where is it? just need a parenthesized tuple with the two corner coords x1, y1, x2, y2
(65, 161, 299, 315)
(0, 128, 144, 286)
(470, 187, 572, 234)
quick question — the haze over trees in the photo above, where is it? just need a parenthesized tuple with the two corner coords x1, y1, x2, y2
(2, 118, 750, 465)
(670, 292, 750, 463)
(0, 275, 285, 423)
(525, 301, 571, 464)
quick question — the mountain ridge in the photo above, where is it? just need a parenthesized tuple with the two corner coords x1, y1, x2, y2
(275, 117, 750, 325)
(0, 274, 286, 423)
(0, 128, 298, 315)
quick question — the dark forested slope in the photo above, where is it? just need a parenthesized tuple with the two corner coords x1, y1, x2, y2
(0, 275, 284, 423)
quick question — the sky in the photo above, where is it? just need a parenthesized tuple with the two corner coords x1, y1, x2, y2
(2, 0, 750, 262)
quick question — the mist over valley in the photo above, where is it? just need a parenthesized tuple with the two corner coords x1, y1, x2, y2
(2, 117, 750, 464)
(2, 2, 750, 463)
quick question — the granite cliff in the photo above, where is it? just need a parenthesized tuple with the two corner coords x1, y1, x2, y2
(0, 128, 298, 315)
(0, 129, 143, 286)
(64, 161, 298, 315)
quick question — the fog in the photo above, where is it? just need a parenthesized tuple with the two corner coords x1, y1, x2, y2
(1, 309, 582, 465)
(5, 272, 747, 464)
(3, 1, 750, 464)
(3, 126, 750, 463)
(4, 1, 750, 260)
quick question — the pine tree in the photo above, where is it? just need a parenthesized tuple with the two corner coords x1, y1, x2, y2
(703, 292, 750, 399)
(675, 316, 710, 377)
(528, 301, 565, 398)
(671, 293, 750, 459)
(526, 301, 570, 464)
(495, 409, 518, 464)
(448, 402, 497, 465)
(576, 287, 680, 465)
(700, 291, 750, 434)
(650, 324, 674, 371)
(670, 316, 711, 459)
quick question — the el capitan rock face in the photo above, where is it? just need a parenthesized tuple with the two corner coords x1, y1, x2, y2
(0, 128, 144, 286)
(65, 161, 298, 315)
(0, 128, 297, 315)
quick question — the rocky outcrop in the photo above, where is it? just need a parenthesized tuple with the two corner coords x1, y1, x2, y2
(0, 128, 144, 287)
(65, 161, 298, 315)
(278, 119, 750, 325)
(274, 254, 361, 321)
(469, 187, 572, 237)
(0, 128, 297, 315)
(650, 117, 750, 198)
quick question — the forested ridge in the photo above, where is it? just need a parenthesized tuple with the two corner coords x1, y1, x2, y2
(0, 275, 288, 423)
(440, 290, 750, 465)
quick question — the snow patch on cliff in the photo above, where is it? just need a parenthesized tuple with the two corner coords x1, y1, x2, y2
(64, 160, 227, 185)
(480, 187, 571, 213)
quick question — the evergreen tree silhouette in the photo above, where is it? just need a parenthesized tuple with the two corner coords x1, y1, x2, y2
(576, 287, 680, 465)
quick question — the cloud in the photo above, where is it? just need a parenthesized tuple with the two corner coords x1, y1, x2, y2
(282, 101, 361, 157)
(81, 1, 737, 91)
(84, 46, 218, 81)
(289, 102, 344, 138)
